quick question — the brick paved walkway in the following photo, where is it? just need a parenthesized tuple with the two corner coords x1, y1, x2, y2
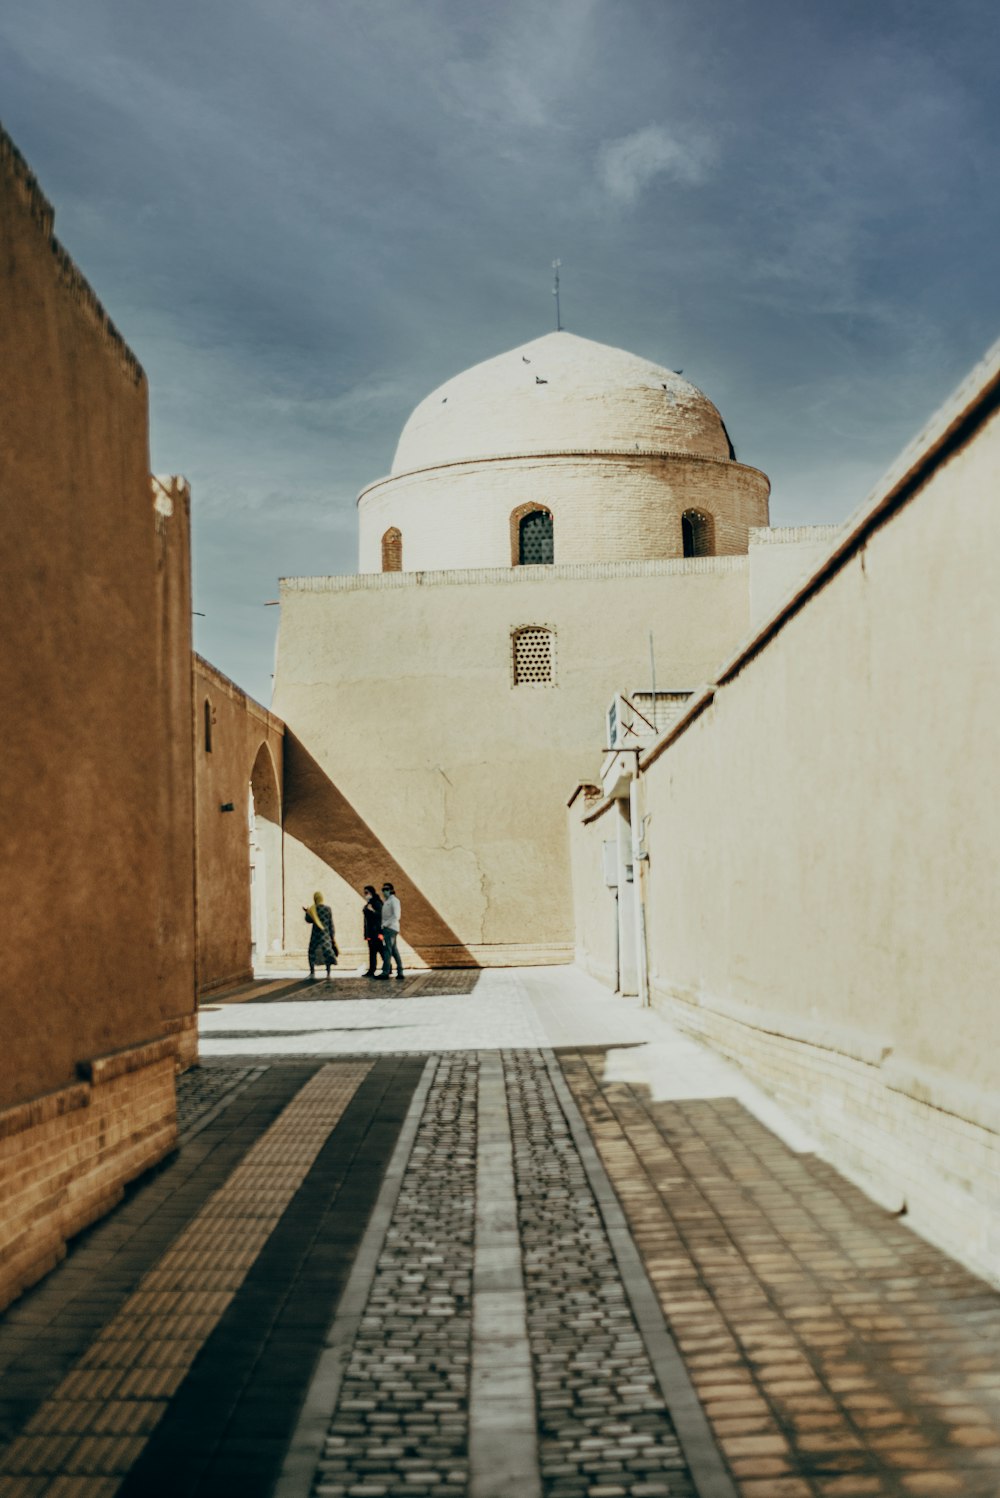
(561, 1048, 1000, 1498)
(0, 976, 997, 1498)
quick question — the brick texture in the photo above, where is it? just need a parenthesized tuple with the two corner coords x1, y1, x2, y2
(649, 990, 1000, 1290)
(359, 451, 769, 572)
(0, 1042, 181, 1314)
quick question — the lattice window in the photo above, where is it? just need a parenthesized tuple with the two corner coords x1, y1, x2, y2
(681, 509, 714, 557)
(381, 526, 403, 572)
(518, 509, 554, 565)
(512, 625, 555, 686)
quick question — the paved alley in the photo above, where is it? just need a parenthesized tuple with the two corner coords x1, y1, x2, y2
(0, 970, 997, 1497)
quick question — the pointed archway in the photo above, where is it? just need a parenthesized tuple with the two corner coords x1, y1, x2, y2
(249, 741, 283, 966)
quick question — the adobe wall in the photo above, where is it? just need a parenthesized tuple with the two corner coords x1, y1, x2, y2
(273, 557, 751, 970)
(570, 344, 1000, 1284)
(748, 523, 843, 627)
(358, 451, 769, 571)
(0, 128, 196, 1307)
(194, 656, 285, 994)
(567, 787, 619, 991)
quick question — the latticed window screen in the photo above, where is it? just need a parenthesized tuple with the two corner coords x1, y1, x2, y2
(518, 509, 554, 565)
(512, 626, 555, 686)
(381, 527, 402, 572)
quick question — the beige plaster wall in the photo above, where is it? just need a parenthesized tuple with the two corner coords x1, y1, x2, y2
(273, 558, 751, 968)
(0, 131, 197, 1111)
(358, 453, 769, 572)
(748, 523, 843, 628)
(572, 351, 1000, 1280)
(194, 656, 285, 994)
(568, 791, 619, 990)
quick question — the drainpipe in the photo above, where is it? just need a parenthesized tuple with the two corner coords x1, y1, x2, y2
(629, 775, 650, 1009)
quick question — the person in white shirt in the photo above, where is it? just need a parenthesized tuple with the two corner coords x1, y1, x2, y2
(375, 881, 404, 980)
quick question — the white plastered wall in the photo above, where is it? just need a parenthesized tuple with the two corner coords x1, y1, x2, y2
(571, 356, 1000, 1284)
(272, 558, 751, 970)
(748, 523, 844, 628)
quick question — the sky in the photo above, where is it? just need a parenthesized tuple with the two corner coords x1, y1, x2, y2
(2, 0, 998, 702)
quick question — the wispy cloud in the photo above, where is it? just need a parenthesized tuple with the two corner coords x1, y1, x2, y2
(597, 124, 713, 205)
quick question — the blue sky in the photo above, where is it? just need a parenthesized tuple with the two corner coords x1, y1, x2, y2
(3, 0, 998, 701)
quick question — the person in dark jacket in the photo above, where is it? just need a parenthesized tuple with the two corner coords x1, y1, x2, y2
(362, 886, 383, 977)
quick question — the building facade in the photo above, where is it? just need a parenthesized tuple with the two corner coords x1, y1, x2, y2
(274, 332, 800, 969)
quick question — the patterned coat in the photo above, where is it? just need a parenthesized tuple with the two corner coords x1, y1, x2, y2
(306, 904, 337, 966)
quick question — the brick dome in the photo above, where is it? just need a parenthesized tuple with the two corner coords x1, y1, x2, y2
(390, 331, 732, 476)
(357, 330, 769, 573)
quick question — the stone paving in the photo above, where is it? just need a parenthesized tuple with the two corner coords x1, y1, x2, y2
(506, 1051, 696, 1498)
(0, 969, 997, 1497)
(561, 1048, 1000, 1498)
(175, 1060, 263, 1134)
(313, 1054, 475, 1498)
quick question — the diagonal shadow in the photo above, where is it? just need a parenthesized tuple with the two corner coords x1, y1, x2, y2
(282, 732, 479, 968)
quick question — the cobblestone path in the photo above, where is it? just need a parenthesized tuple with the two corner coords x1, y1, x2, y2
(507, 1052, 696, 1498)
(561, 1048, 1000, 1498)
(175, 1060, 263, 1134)
(313, 1055, 476, 1497)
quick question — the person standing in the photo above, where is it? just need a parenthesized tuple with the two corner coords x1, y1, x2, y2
(303, 891, 337, 980)
(362, 885, 383, 978)
(375, 882, 404, 981)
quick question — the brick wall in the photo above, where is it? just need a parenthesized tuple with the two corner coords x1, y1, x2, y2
(358, 451, 769, 572)
(194, 656, 285, 994)
(1, 124, 198, 1309)
(0, 1037, 179, 1313)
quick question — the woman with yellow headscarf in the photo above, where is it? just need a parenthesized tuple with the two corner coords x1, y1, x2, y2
(302, 891, 337, 981)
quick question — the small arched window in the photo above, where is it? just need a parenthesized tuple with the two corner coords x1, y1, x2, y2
(682, 509, 714, 557)
(381, 527, 403, 572)
(513, 507, 554, 566)
(512, 625, 556, 687)
(204, 699, 213, 753)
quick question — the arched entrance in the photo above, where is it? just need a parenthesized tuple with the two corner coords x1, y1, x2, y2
(249, 741, 283, 966)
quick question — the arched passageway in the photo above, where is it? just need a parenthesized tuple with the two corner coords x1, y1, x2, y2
(249, 741, 283, 965)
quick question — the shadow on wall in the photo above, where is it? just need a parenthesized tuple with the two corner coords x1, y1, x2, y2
(282, 733, 480, 969)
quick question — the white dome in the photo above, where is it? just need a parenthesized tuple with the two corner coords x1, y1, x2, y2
(391, 331, 732, 475)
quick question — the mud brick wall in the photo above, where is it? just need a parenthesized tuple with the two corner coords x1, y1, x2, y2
(0, 124, 196, 1305)
(0, 1040, 179, 1312)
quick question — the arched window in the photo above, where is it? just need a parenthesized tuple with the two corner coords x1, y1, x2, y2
(682, 509, 714, 557)
(512, 625, 556, 687)
(512, 506, 554, 566)
(204, 699, 213, 753)
(381, 527, 403, 572)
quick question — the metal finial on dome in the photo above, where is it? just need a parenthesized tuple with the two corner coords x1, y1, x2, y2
(552, 260, 562, 332)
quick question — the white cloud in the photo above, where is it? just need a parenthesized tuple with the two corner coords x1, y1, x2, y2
(597, 124, 713, 205)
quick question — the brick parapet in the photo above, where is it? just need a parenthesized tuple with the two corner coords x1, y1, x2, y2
(748, 522, 843, 546)
(282, 555, 749, 594)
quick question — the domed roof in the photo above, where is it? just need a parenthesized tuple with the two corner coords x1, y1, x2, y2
(391, 331, 732, 475)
